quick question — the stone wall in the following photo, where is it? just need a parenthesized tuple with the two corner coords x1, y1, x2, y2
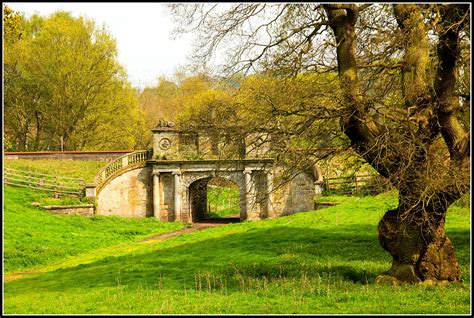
(151, 123, 270, 161)
(152, 125, 182, 160)
(97, 166, 153, 217)
(42, 204, 94, 216)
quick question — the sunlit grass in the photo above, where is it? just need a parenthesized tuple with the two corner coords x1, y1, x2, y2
(3, 189, 470, 314)
(3, 187, 185, 272)
(4, 159, 106, 183)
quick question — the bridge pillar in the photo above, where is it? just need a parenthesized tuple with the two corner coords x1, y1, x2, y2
(85, 184, 97, 198)
(173, 171, 181, 221)
(152, 172, 161, 220)
(244, 168, 258, 220)
(266, 170, 274, 217)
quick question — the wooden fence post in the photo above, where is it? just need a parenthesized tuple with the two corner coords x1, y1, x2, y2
(54, 176, 58, 198)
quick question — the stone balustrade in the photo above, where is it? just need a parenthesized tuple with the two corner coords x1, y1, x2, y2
(94, 150, 152, 192)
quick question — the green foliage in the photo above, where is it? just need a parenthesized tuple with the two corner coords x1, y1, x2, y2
(4, 10, 148, 151)
(138, 77, 182, 130)
(3, 5, 23, 41)
(140, 70, 350, 167)
(452, 192, 471, 208)
(175, 71, 349, 170)
(138, 73, 214, 130)
(3, 190, 470, 314)
(207, 186, 240, 218)
(179, 88, 237, 127)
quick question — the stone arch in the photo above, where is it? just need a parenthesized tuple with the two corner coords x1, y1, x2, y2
(181, 170, 244, 190)
(183, 171, 247, 222)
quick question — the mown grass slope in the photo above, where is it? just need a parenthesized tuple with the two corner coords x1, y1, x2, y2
(4, 190, 470, 314)
(3, 186, 185, 272)
(4, 159, 106, 183)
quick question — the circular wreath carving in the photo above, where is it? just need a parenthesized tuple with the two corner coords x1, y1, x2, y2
(159, 138, 171, 150)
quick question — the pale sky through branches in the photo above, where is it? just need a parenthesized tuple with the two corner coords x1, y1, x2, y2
(5, 2, 195, 89)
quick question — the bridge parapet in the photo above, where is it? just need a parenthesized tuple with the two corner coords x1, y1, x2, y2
(93, 150, 152, 192)
(152, 121, 271, 161)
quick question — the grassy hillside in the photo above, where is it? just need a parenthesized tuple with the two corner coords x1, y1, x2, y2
(3, 186, 185, 272)
(3, 190, 470, 314)
(4, 159, 106, 183)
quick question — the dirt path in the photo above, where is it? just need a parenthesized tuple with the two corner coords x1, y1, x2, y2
(141, 215, 240, 241)
(140, 223, 216, 241)
(4, 216, 240, 283)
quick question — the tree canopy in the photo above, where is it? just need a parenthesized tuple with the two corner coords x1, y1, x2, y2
(3, 6, 149, 151)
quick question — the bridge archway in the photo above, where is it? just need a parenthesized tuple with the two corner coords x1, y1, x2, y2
(207, 177, 241, 220)
(186, 174, 246, 222)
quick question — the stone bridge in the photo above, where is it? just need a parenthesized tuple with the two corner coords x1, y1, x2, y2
(87, 122, 321, 222)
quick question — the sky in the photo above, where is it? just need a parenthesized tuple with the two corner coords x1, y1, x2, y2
(5, 2, 195, 89)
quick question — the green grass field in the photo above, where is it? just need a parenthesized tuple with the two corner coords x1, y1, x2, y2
(3, 185, 470, 314)
(3, 186, 185, 272)
(4, 159, 106, 183)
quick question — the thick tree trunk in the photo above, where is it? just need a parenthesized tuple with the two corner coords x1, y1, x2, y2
(376, 195, 461, 284)
(323, 4, 468, 284)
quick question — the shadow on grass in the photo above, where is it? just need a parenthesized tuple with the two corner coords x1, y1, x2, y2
(5, 224, 470, 294)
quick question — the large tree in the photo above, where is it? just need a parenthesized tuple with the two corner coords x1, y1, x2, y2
(3, 7, 148, 151)
(169, 3, 470, 284)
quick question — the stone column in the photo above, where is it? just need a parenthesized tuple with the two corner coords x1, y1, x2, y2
(266, 170, 274, 217)
(152, 172, 161, 220)
(173, 171, 181, 222)
(85, 184, 97, 198)
(244, 169, 256, 220)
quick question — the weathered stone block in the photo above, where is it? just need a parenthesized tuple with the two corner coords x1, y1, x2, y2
(42, 204, 94, 216)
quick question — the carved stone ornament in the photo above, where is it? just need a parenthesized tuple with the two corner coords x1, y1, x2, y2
(159, 138, 172, 150)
